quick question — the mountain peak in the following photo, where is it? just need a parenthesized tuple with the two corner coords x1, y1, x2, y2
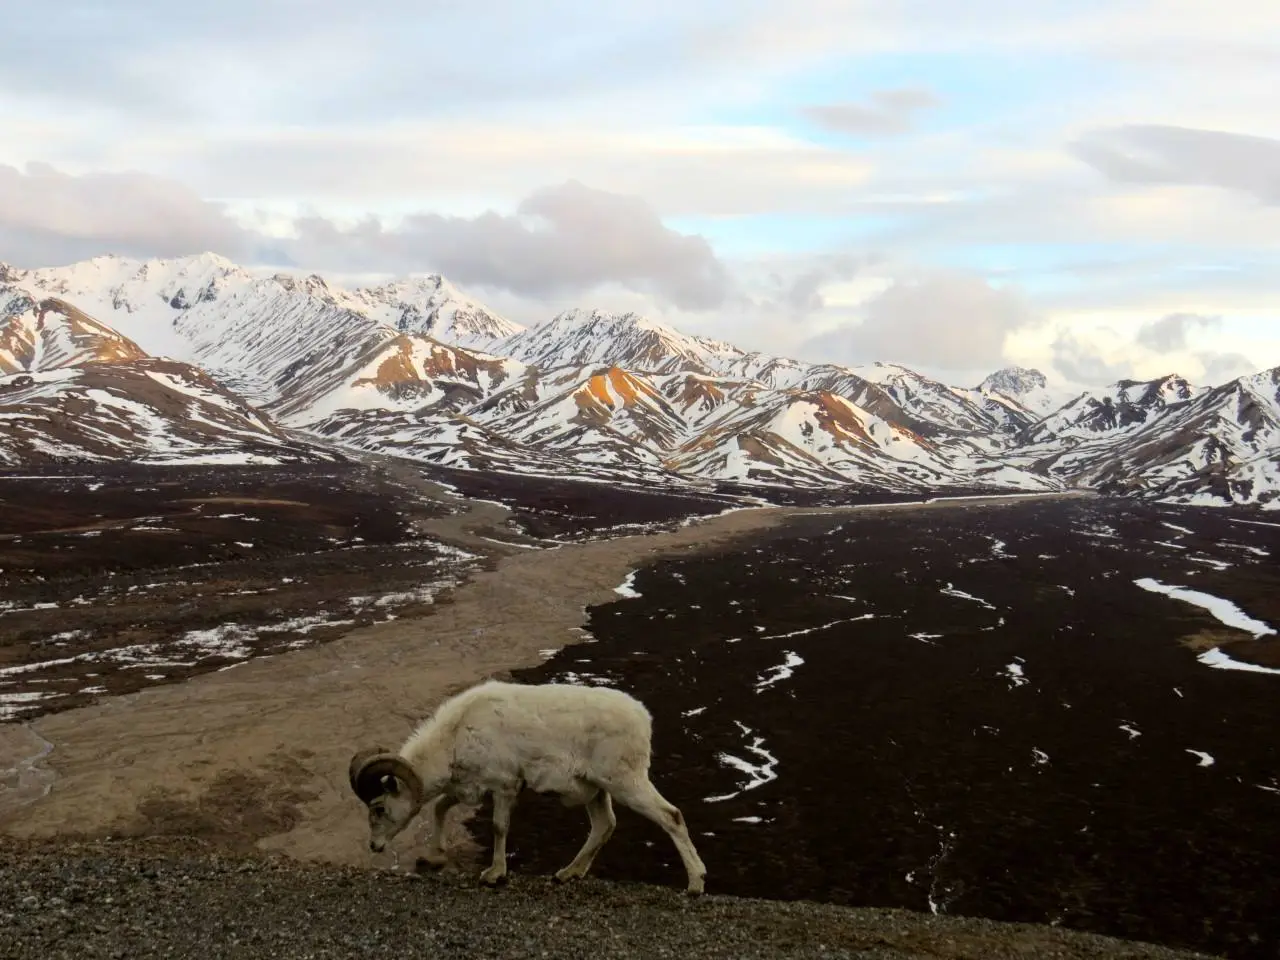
(979, 366, 1048, 396)
(503, 308, 734, 375)
(344, 273, 524, 347)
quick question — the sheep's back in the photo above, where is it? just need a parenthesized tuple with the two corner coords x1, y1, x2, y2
(452, 682, 654, 792)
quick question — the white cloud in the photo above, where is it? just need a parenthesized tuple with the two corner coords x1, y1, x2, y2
(796, 270, 1038, 371)
(1070, 126, 1280, 204)
(126, 122, 876, 220)
(1013, 313, 1273, 387)
(0, 162, 251, 267)
(0, 164, 729, 308)
(1135, 313, 1222, 352)
(284, 180, 731, 310)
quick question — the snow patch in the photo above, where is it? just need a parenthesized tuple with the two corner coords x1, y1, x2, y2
(1134, 577, 1275, 637)
(755, 651, 804, 692)
(1197, 647, 1280, 676)
(704, 721, 779, 803)
(940, 583, 997, 610)
(614, 571, 642, 599)
(1001, 660, 1028, 688)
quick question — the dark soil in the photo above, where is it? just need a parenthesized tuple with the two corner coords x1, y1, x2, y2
(494, 498, 1280, 960)
(412, 462, 1016, 540)
(0, 837, 1215, 960)
(416, 463, 747, 541)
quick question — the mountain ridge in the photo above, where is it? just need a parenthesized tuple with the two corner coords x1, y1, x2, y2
(2, 253, 1276, 509)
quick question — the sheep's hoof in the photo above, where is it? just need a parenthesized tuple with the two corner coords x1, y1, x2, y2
(553, 867, 583, 883)
(479, 866, 509, 887)
(685, 876, 707, 897)
(415, 854, 447, 873)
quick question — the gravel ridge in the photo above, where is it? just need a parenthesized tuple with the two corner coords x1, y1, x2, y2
(0, 838, 1219, 960)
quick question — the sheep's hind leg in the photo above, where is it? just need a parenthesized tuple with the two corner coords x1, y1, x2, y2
(479, 788, 518, 886)
(610, 778, 707, 895)
(416, 795, 458, 870)
(554, 789, 616, 883)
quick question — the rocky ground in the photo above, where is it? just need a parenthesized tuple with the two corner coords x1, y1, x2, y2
(0, 837, 1215, 960)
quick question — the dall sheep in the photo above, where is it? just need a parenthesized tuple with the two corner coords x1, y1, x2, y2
(348, 679, 707, 894)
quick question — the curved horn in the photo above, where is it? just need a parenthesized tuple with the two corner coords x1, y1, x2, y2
(348, 746, 387, 795)
(350, 751, 426, 811)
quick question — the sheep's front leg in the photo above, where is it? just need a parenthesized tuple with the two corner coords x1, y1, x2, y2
(479, 788, 518, 886)
(417, 794, 458, 870)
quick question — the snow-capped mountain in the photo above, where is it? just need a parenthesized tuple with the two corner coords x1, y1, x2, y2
(497, 308, 745, 375)
(667, 388, 1053, 490)
(1, 255, 527, 421)
(840, 362, 1035, 439)
(1, 253, 1276, 510)
(336, 274, 525, 348)
(1019, 374, 1203, 446)
(3, 252, 522, 376)
(0, 359, 332, 465)
(1, 289, 147, 374)
(0, 271, 334, 465)
(1011, 368, 1280, 508)
(977, 366, 1071, 417)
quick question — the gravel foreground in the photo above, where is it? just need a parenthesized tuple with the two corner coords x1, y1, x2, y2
(0, 839, 1217, 960)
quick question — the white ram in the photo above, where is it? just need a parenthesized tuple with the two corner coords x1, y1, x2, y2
(348, 679, 707, 894)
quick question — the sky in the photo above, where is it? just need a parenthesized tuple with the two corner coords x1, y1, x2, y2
(3, 0, 1280, 388)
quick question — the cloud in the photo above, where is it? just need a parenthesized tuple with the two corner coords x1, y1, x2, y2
(1050, 331, 1136, 385)
(0, 162, 251, 267)
(797, 270, 1037, 370)
(286, 180, 731, 310)
(802, 87, 940, 137)
(767, 254, 871, 314)
(1135, 313, 1221, 352)
(0, 2, 740, 126)
(166, 121, 874, 218)
(1202, 351, 1256, 382)
(1070, 125, 1280, 204)
(0, 165, 729, 309)
(1050, 318, 1259, 387)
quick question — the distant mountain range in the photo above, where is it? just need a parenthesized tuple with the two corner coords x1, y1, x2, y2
(1, 254, 1276, 510)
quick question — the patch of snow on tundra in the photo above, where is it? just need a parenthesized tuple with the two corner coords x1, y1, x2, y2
(704, 721, 779, 803)
(1134, 578, 1275, 637)
(1001, 659, 1028, 688)
(941, 583, 997, 610)
(756, 651, 803, 692)
(1197, 648, 1280, 676)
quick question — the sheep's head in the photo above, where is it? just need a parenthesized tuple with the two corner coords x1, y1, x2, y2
(348, 746, 426, 853)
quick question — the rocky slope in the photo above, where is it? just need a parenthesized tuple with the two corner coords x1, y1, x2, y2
(0, 839, 1216, 960)
(0, 359, 333, 466)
